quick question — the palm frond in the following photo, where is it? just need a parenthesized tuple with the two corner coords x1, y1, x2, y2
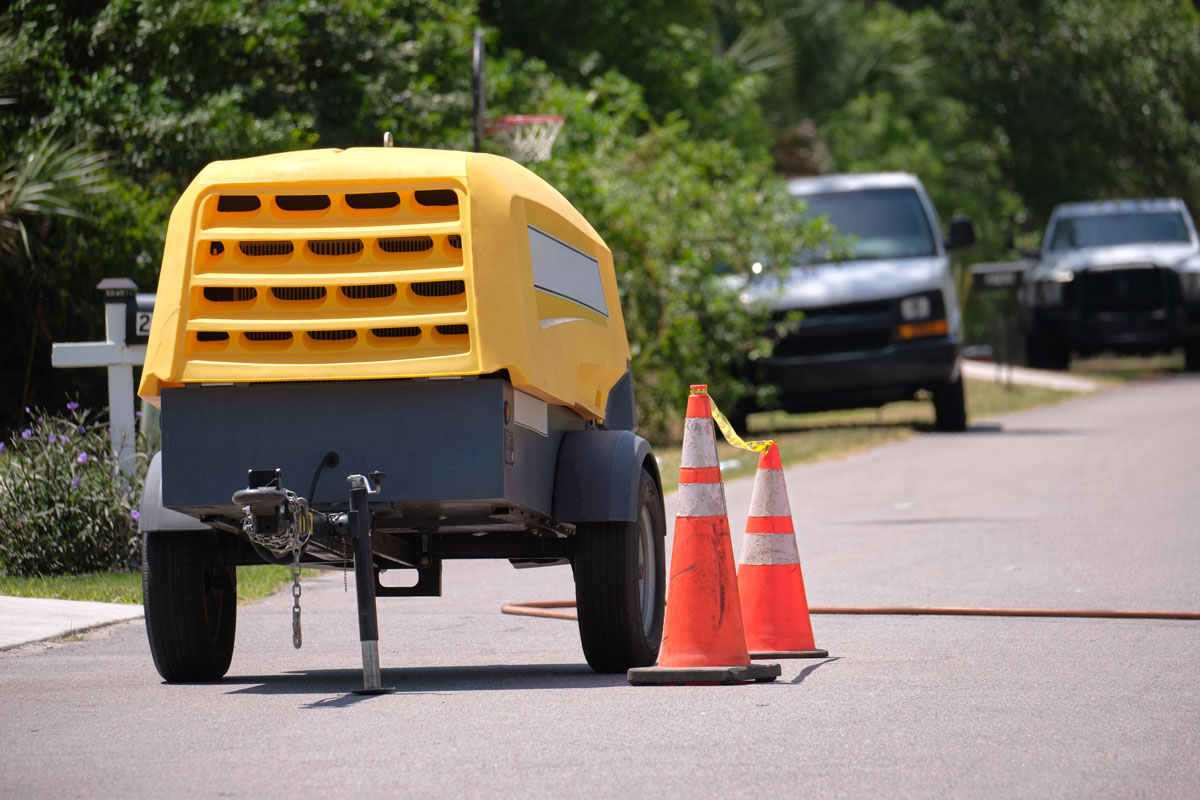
(727, 19, 797, 77)
(0, 137, 109, 263)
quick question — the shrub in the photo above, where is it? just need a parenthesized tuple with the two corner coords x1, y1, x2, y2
(0, 405, 144, 577)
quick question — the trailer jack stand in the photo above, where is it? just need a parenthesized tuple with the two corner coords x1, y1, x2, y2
(348, 472, 393, 696)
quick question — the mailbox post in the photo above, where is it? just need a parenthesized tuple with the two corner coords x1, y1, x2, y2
(51, 278, 152, 476)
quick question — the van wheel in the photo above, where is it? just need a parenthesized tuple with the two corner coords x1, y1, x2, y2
(932, 374, 967, 432)
(573, 469, 666, 673)
(142, 531, 237, 682)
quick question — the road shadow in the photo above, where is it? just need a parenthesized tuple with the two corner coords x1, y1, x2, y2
(788, 656, 840, 685)
(831, 516, 1028, 527)
(958, 423, 1095, 436)
(223, 662, 626, 707)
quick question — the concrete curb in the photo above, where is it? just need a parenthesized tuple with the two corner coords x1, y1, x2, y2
(962, 359, 1103, 393)
(0, 596, 143, 650)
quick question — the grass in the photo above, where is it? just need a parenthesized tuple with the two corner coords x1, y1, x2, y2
(1069, 352, 1185, 382)
(0, 565, 316, 605)
(654, 376, 1081, 493)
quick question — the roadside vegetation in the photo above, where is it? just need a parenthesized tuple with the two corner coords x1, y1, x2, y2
(655, 377, 1082, 493)
(0, 565, 317, 605)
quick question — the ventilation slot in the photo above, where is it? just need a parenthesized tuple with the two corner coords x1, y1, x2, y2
(239, 241, 294, 257)
(412, 280, 466, 298)
(447, 235, 462, 249)
(372, 327, 421, 338)
(436, 325, 469, 336)
(378, 236, 434, 254)
(217, 196, 261, 212)
(203, 287, 257, 302)
(414, 189, 459, 207)
(196, 331, 229, 342)
(346, 191, 400, 209)
(307, 329, 357, 341)
(341, 284, 397, 300)
(271, 287, 327, 302)
(245, 331, 293, 342)
(210, 242, 225, 256)
(275, 194, 331, 211)
(308, 239, 364, 257)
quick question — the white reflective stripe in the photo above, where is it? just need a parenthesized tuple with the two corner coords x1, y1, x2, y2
(740, 532, 800, 566)
(528, 225, 608, 317)
(676, 482, 728, 518)
(748, 469, 791, 518)
(681, 417, 719, 468)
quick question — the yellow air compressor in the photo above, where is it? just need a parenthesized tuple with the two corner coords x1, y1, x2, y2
(137, 147, 664, 691)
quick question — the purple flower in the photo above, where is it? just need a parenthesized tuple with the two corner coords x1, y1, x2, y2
(135, 411, 143, 420)
(70, 476, 81, 487)
(0, 442, 5, 453)
(67, 402, 79, 411)
(131, 509, 140, 520)
(77, 426, 86, 434)
(59, 435, 69, 444)
(76, 452, 89, 464)
(21, 429, 31, 439)
(48, 434, 57, 445)
(24, 406, 31, 414)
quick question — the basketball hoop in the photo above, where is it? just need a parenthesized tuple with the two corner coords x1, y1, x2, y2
(486, 115, 565, 163)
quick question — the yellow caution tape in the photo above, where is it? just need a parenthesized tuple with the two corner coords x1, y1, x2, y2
(690, 386, 775, 455)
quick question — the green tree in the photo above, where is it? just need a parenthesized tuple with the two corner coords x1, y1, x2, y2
(939, 0, 1200, 225)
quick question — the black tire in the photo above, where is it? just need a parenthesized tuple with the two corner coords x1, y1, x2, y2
(932, 373, 967, 432)
(1025, 328, 1070, 371)
(1184, 340, 1200, 373)
(573, 468, 666, 673)
(142, 531, 237, 682)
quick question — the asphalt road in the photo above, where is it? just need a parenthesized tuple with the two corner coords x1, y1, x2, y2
(3, 376, 1199, 798)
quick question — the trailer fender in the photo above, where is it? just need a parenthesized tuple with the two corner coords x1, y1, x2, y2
(139, 452, 213, 533)
(553, 429, 660, 523)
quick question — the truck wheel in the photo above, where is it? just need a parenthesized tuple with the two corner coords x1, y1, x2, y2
(1185, 340, 1200, 373)
(932, 374, 967, 432)
(142, 531, 237, 682)
(573, 468, 666, 673)
(1025, 329, 1070, 371)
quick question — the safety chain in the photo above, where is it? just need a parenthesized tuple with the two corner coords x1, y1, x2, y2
(240, 491, 311, 649)
(291, 545, 303, 649)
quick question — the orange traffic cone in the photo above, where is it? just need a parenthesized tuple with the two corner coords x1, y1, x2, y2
(628, 386, 780, 686)
(737, 443, 828, 659)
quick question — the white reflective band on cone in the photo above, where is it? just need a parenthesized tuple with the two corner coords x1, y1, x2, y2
(680, 417, 719, 468)
(740, 532, 801, 565)
(676, 482, 728, 518)
(747, 469, 792, 517)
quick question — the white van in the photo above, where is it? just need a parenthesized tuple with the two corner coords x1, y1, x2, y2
(742, 172, 975, 431)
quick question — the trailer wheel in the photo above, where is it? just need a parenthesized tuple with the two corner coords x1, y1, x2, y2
(573, 468, 666, 673)
(932, 374, 967, 432)
(142, 531, 237, 682)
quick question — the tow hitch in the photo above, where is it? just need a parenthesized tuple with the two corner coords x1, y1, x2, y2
(233, 469, 392, 695)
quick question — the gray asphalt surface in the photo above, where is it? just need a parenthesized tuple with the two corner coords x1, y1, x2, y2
(2, 376, 1199, 798)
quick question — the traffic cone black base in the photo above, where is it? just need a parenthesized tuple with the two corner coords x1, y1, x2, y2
(628, 662, 781, 686)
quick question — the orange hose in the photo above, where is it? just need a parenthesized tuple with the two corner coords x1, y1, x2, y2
(500, 600, 1200, 622)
